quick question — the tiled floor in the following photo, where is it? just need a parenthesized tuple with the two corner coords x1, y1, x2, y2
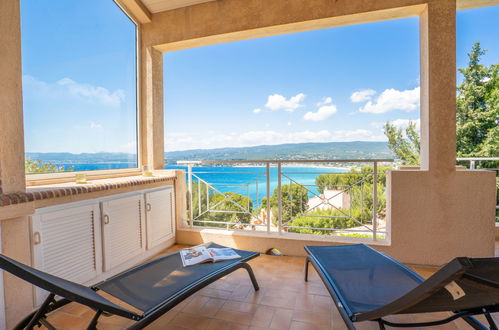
(40, 243, 499, 330)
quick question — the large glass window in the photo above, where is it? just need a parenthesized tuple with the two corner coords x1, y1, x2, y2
(21, 0, 138, 173)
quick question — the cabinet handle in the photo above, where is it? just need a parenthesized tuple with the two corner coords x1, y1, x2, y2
(33, 232, 41, 245)
(146, 203, 152, 212)
(103, 215, 110, 224)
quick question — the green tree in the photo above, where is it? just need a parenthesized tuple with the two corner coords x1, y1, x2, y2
(287, 209, 358, 235)
(25, 159, 73, 173)
(349, 182, 386, 222)
(189, 180, 253, 228)
(383, 121, 420, 165)
(383, 43, 498, 162)
(315, 165, 391, 194)
(456, 42, 499, 157)
(206, 192, 253, 225)
(264, 184, 308, 224)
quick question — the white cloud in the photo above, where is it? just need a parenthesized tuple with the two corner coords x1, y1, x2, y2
(253, 108, 262, 114)
(165, 128, 385, 151)
(316, 97, 332, 106)
(265, 93, 305, 112)
(89, 122, 102, 129)
(287, 122, 292, 126)
(331, 129, 386, 142)
(57, 78, 124, 107)
(350, 89, 376, 103)
(359, 87, 420, 114)
(303, 105, 337, 121)
(390, 118, 421, 131)
(23, 75, 125, 108)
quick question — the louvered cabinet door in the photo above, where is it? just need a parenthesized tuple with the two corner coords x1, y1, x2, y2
(101, 194, 145, 271)
(145, 187, 175, 249)
(31, 203, 102, 306)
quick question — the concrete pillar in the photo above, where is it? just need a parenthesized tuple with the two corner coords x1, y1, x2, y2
(419, 0, 456, 172)
(0, 2, 36, 327)
(140, 46, 165, 170)
(174, 170, 187, 232)
(383, 0, 495, 265)
(0, 0, 26, 194)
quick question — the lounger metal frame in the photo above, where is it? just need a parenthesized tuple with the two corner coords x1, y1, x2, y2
(304, 245, 498, 330)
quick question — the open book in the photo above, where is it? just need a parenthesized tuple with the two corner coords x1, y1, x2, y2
(180, 246, 241, 267)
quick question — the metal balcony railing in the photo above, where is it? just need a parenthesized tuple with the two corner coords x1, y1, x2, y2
(178, 159, 394, 241)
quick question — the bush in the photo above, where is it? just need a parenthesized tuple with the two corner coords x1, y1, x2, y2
(287, 208, 359, 235)
(189, 180, 253, 228)
(25, 159, 73, 173)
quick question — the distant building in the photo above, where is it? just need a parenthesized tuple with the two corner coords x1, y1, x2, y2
(308, 189, 350, 210)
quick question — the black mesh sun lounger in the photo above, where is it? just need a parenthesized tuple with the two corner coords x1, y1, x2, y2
(0, 242, 259, 330)
(304, 244, 499, 330)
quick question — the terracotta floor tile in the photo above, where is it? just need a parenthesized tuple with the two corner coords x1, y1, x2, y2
(57, 303, 92, 317)
(198, 287, 234, 299)
(221, 301, 258, 314)
(183, 295, 211, 311)
(269, 308, 293, 330)
(214, 309, 254, 325)
(354, 321, 379, 330)
(289, 320, 330, 330)
(250, 306, 275, 328)
(169, 312, 213, 330)
(292, 310, 331, 326)
(45, 311, 92, 329)
(259, 295, 296, 309)
(145, 310, 179, 328)
(293, 294, 315, 312)
(206, 318, 249, 330)
(206, 318, 230, 330)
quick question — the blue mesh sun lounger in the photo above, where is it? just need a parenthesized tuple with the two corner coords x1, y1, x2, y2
(0, 242, 259, 329)
(304, 244, 498, 329)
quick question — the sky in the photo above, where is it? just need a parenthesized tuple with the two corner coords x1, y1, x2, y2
(20, 1, 499, 153)
(21, 0, 137, 155)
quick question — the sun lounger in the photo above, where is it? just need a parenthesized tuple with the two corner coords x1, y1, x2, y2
(304, 244, 498, 329)
(0, 242, 259, 329)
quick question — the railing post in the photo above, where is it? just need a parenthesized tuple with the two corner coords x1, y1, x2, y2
(255, 179, 259, 210)
(372, 161, 378, 240)
(206, 182, 210, 211)
(278, 162, 282, 234)
(470, 160, 476, 169)
(188, 163, 193, 227)
(246, 184, 250, 211)
(266, 163, 271, 234)
(198, 178, 202, 217)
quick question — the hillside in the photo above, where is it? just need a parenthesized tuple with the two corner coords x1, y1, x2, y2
(26, 142, 393, 164)
(164, 141, 392, 164)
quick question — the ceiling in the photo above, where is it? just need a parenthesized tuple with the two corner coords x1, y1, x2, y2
(140, 0, 216, 13)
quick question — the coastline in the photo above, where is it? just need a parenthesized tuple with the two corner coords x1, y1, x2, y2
(231, 164, 352, 171)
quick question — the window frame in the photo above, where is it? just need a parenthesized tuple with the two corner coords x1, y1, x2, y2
(24, 0, 143, 185)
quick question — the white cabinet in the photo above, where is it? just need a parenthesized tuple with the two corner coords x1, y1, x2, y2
(30, 186, 175, 306)
(31, 203, 102, 305)
(101, 194, 145, 271)
(145, 187, 175, 249)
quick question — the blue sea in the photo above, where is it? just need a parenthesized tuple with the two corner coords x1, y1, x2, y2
(46, 163, 347, 205)
(166, 165, 347, 206)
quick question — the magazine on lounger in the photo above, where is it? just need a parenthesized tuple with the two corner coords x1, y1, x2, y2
(180, 246, 241, 267)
